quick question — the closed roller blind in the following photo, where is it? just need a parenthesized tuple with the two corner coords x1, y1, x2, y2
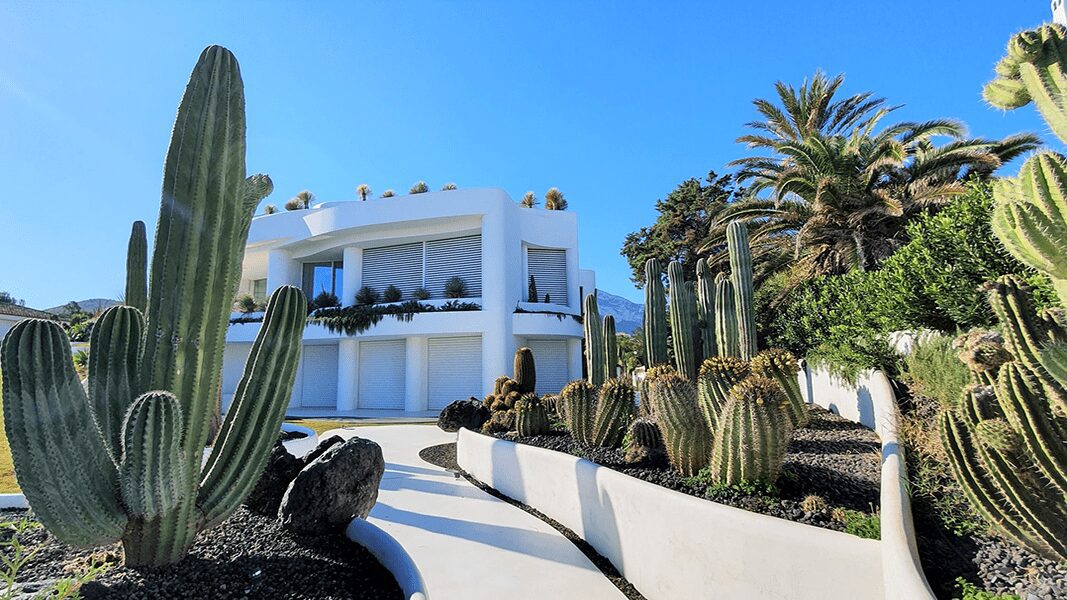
(221, 344, 251, 412)
(359, 340, 406, 409)
(300, 345, 338, 408)
(525, 339, 570, 395)
(528, 248, 568, 306)
(427, 336, 483, 410)
(425, 235, 482, 298)
(362, 242, 423, 300)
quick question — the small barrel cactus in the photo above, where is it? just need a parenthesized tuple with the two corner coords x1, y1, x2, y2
(515, 394, 549, 437)
(648, 372, 712, 477)
(514, 347, 537, 394)
(697, 356, 750, 433)
(624, 417, 664, 464)
(561, 379, 597, 445)
(591, 378, 636, 447)
(709, 375, 793, 487)
(750, 349, 809, 428)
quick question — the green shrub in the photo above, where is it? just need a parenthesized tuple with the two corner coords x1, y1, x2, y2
(312, 291, 339, 310)
(236, 294, 258, 314)
(383, 285, 402, 303)
(444, 276, 467, 299)
(355, 285, 379, 306)
(952, 578, 1017, 600)
(412, 287, 431, 300)
(831, 508, 880, 539)
(902, 333, 971, 410)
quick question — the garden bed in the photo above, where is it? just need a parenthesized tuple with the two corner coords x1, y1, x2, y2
(0, 507, 402, 600)
(490, 405, 880, 534)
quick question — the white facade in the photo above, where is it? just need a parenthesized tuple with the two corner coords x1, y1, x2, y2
(224, 188, 595, 416)
(1055, 0, 1067, 25)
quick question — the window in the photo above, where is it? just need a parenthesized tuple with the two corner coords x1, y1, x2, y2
(527, 248, 568, 305)
(361, 235, 482, 301)
(302, 261, 343, 300)
(252, 279, 267, 302)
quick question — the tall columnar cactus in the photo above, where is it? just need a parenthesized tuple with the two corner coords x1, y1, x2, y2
(941, 277, 1067, 560)
(726, 221, 758, 360)
(515, 394, 550, 437)
(985, 24, 1067, 146)
(603, 315, 618, 379)
(561, 379, 597, 445)
(125, 221, 148, 314)
(624, 417, 664, 464)
(709, 375, 793, 487)
(584, 293, 606, 386)
(696, 259, 717, 359)
(697, 356, 750, 433)
(751, 349, 809, 428)
(667, 261, 697, 380)
(648, 372, 712, 476)
(0, 46, 300, 567)
(714, 273, 739, 358)
(514, 347, 537, 394)
(643, 258, 669, 366)
(591, 378, 636, 447)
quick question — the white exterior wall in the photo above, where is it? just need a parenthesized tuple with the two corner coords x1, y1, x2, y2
(225, 188, 591, 414)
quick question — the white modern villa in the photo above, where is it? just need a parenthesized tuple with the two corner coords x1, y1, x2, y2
(222, 187, 595, 416)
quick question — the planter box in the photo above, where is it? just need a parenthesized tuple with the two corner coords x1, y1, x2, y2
(457, 365, 935, 600)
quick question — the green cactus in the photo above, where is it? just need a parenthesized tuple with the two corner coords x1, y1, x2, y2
(643, 258, 669, 366)
(592, 378, 636, 447)
(668, 261, 697, 380)
(726, 221, 758, 360)
(696, 259, 717, 359)
(514, 347, 536, 394)
(624, 417, 664, 464)
(714, 273, 739, 358)
(751, 349, 809, 428)
(984, 24, 1067, 145)
(638, 363, 675, 417)
(603, 315, 618, 379)
(515, 394, 550, 436)
(584, 293, 606, 386)
(561, 379, 596, 444)
(647, 372, 712, 476)
(697, 356, 749, 434)
(125, 221, 148, 314)
(709, 375, 793, 487)
(0, 46, 304, 566)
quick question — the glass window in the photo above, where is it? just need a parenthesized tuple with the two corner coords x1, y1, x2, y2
(301, 261, 343, 300)
(252, 279, 267, 301)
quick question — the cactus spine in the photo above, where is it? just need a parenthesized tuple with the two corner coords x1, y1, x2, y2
(727, 221, 757, 360)
(648, 372, 712, 476)
(603, 315, 618, 379)
(697, 259, 717, 359)
(515, 395, 550, 437)
(985, 24, 1067, 150)
(714, 273, 739, 358)
(561, 380, 596, 444)
(125, 221, 148, 314)
(697, 356, 750, 433)
(0, 46, 304, 566)
(514, 347, 536, 394)
(668, 261, 697, 380)
(710, 375, 793, 487)
(584, 293, 606, 386)
(643, 258, 669, 366)
(751, 349, 809, 428)
(624, 417, 664, 464)
(592, 378, 636, 447)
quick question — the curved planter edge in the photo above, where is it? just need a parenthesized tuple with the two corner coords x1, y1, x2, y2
(346, 517, 428, 600)
(280, 423, 319, 457)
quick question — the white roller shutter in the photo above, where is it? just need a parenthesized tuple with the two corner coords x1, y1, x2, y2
(528, 248, 568, 306)
(359, 340, 406, 409)
(427, 336, 482, 410)
(221, 344, 251, 412)
(362, 242, 423, 300)
(525, 339, 570, 395)
(300, 344, 338, 408)
(426, 235, 482, 298)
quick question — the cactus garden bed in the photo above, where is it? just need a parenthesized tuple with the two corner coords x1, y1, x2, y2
(0, 507, 402, 599)
(488, 405, 882, 536)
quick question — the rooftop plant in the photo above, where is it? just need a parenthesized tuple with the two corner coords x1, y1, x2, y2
(409, 181, 429, 194)
(521, 191, 537, 208)
(356, 183, 371, 201)
(544, 187, 568, 210)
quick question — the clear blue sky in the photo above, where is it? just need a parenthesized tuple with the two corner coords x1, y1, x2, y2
(0, 1, 1054, 308)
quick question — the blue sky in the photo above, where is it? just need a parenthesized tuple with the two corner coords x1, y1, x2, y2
(0, 1, 1055, 308)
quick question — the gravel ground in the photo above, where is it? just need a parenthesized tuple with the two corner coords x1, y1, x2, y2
(0, 507, 401, 599)
(489, 406, 881, 534)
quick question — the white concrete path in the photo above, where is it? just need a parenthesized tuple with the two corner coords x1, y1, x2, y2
(324, 425, 625, 600)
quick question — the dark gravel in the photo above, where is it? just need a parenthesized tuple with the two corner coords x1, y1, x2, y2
(490, 406, 880, 534)
(0, 507, 401, 599)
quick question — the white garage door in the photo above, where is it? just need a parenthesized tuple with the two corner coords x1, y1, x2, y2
(359, 340, 406, 409)
(300, 344, 338, 408)
(427, 336, 482, 410)
(221, 344, 252, 412)
(525, 339, 570, 396)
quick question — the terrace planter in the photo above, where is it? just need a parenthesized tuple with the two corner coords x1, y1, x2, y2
(456, 365, 935, 600)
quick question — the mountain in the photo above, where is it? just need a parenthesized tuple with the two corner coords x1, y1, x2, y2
(596, 289, 642, 334)
(46, 298, 120, 316)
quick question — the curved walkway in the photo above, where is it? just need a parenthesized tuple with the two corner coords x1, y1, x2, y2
(324, 425, 624, 600)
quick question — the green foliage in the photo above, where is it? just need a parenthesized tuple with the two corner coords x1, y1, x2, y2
(311, 300, 480, 336)
(381, 189, 395, 198)
(621, 171, 735, 286)
(834, 508, 881, 540)
(412, 287, 431, 300)
(544, 187, 568, 210)
(0, 515, 107, 599)
(902, 333, 972, 410)
(312, 291, 339, 309)
(528, 275, 538, 302)
(444, 276, 467, 299)
(410, 181, 429, 194)
(383, 285, 402, 303)
(355, 285, 380, 306)
(236, 294, 259, 314)
(0, 293, 22, 306)
(952, 578, 1017, 600)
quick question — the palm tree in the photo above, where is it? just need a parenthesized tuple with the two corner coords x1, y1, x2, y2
(706, 72, 1039, 277)
(287, 189, 314, 210)
(521, 191, 537, 208)
(410, 181, 429, 194)
(356, 184, 371, 201)
(544, 187, 568, 210)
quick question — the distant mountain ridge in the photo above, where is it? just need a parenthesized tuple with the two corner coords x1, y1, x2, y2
(595, 289, 642, 334)
(45, 298, 120, 316)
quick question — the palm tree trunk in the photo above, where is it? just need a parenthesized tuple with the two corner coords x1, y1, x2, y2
(853, 229, 867, 272)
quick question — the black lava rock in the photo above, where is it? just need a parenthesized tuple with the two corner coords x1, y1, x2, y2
(302, 434, 346, 466)
(280, 437, 386, 536)
(244, 440, 303, 516)
(437, 397, 489, 432)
